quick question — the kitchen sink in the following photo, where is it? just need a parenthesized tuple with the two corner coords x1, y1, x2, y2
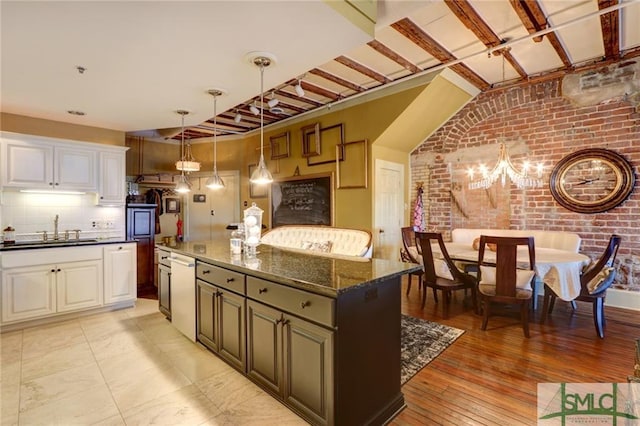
(1, 239, 100, 249)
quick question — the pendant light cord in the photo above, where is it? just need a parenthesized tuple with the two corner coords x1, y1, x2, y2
(260, 63, 265, 162)
(213, 95, 218, 172)
(180, 112, 185, 177)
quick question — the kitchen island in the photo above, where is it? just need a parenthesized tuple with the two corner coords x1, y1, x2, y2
(163, 239, 420, 426)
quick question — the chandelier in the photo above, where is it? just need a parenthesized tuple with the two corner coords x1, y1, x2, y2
(467, 143, 543, 190)
(175, 110, 200, 172)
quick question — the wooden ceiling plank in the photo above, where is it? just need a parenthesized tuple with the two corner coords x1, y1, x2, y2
(367, 39, 421, 74)
(277, 84, 325, 107)
(335, 55, 391, 84)
(308, 68, 366, 92)
(298, 80, 341, 101)
(391, 18, 489, 90)
(599, 0, 620, 60)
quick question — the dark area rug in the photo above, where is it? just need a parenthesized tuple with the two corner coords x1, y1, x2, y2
(401, 315, 465, 384)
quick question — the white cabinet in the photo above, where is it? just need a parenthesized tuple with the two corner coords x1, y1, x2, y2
(2, 138, 97, 191)
(1, 259, 102, 322)
(56, 260, 103, 312)
(103, 243, 137, 304)
(1, 265, 56, 322)
(0, 245, 116, 325)
(98, 150, 126, 205)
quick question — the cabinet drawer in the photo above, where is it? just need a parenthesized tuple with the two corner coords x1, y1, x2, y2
(1, 246, 102, 268)
(157, 248, 171, 267)
(247, 277, 335, 328)
(196, 262, 245, 295)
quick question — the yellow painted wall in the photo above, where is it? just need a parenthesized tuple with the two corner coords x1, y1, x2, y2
(1, 112, 125, 146)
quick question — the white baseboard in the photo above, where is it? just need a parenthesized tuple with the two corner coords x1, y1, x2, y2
(605, 289, 640, 311)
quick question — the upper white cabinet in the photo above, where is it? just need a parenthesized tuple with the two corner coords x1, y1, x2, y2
(98, 150, 126, 205)
(2, 138, 97, 191)
(0, 132, 127, 202)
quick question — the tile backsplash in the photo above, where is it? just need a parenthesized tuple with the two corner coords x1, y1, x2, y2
(0, 192, 125, 242)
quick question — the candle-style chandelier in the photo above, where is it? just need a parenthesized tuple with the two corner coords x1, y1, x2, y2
(467, 142, 543, 190)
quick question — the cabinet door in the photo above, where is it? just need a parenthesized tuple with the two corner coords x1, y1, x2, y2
(2, 140, 53, 188)
(1, 265, 56, 322)
(127, 208, 156, 294)
(103, 243, 137, 304)
(218, 289, 246, 371)
(196, 280, 217, 350)
(283, 315, 334, 425)
(158, 263, 171, 318)
(56, 260, 103, 312)
(98, 151, 125, 205)
(54, 146, 97, 190)
(246, 300, 283, 395)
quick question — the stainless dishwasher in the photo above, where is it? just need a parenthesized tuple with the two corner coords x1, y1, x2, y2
(169, 252, 196, 341)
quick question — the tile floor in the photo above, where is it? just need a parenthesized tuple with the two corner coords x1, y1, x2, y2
(0, 299, 308, 425)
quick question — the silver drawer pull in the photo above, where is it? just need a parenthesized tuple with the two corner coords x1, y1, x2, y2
(258, 288, 267, 294)
(300, 301, 311, 309)
(226, 277, 235, 283)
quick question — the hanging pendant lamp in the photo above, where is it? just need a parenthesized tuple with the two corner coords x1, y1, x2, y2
(175, 110, 200, 172)
(249, 52, 275, 185)
(206, 89, 226, 190)
(174, 110, 191, 193)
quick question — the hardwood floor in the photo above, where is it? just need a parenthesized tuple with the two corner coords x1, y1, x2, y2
(392, 276, 640, 425)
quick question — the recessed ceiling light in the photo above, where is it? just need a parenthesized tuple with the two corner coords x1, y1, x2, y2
(67, 110, 86, 116)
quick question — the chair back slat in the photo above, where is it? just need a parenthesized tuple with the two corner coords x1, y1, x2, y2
(478, 235, 535, 298)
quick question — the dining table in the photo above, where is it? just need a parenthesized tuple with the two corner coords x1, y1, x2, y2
(410, 242, 592, 304)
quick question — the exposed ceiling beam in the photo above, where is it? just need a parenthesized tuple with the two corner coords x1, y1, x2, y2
(308, 68, 366, 92)
(510, 0, 573, 68)
(391, 18, 490, 90)
(599, 0, 620, 60)
(367, 39, 421, 74)
(335, 55, 392, 84)
(445, 0, 527, 79)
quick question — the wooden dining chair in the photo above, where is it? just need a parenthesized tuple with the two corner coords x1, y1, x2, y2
(415, 232, 477, 317)
(477, 235, 536, 338)
(400, 226, 424, 296)
(541, 234, 621, 338)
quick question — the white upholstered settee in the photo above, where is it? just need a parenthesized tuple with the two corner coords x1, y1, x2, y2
(451, 228, 581, 253)
(261, 225, 373, 258)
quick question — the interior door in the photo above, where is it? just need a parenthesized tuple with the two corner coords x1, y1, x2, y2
(186, 171, 239, 241)
(374, 159, 404, 261)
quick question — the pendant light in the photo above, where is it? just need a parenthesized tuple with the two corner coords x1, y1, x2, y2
(206, 89, 225, 190)
(249, 53, 275, 185)
(175, 110, 200, 172)
(174, 110, 191, 193)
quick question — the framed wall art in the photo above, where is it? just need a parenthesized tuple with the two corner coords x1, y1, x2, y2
(270, 131, 290, 160)
(307, 123, 345, 166)
(301, 123, 321, 157)
(165, 198, 180, 213)
(337, 139, 368, 189)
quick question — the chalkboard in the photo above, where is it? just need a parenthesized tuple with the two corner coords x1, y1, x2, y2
(271, 173, 333, 227)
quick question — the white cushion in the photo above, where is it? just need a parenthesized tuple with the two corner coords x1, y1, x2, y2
(261, 226, 372, 257)
(480, 265, 535, 289)
(452, 228, 581, 252)
(587, 267, 615, 294)
(433, 258, 454, 280)
(301, 240, 332, 253)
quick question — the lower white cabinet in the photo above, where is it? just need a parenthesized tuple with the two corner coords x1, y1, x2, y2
(1, 244, 136, 326)
(2, 259, 102, 322)
(103, 243, 137, 304)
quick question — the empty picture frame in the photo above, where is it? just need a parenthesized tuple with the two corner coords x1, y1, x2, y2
(270, 131, 290, 159)
(307, 123, 345, 166)
(301, 123, 320, 157)
(248, 164, 269, 198)
(337, 139, 368, 188)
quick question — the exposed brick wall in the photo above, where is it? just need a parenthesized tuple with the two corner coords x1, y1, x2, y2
(410, 64, 640, 291)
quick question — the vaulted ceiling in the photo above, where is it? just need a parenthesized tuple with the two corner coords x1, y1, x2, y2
(3, 1, 639, 143)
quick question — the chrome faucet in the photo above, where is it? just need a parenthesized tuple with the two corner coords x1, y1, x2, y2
(53, 214, 59, 240)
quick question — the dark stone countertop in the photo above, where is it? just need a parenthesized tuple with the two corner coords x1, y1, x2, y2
(162, 239, 421, 298)
(0, 238, 133, 252)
